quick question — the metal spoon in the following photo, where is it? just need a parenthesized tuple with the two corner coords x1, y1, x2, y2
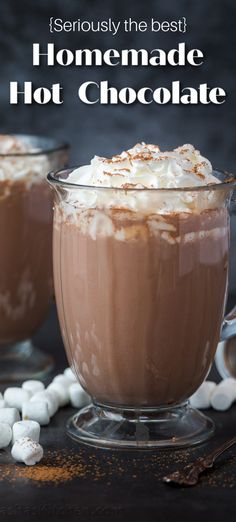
(163, 437, 236, 486)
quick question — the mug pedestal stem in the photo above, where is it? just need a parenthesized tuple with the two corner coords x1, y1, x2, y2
(0, 339, 53, 382)
(66, 401, 214, 449)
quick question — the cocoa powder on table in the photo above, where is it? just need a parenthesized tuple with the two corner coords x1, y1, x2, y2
(0, 447, 235, 488)
(0, 449, 105, 485)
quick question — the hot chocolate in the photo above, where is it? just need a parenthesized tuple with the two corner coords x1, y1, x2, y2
(52, 143, 229, 407)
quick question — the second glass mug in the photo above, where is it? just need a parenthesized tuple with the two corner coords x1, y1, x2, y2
(0, 135, 69, 381)
(48, 168, 236, 448)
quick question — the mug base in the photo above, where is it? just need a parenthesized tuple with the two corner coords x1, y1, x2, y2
(0, 339, 54, 382)
(66, 401, 214, 449)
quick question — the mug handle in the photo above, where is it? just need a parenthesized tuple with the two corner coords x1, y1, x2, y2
(215, 196, 236, 375)
(221, 305, 236, 341)
(215, 306, 236, 378)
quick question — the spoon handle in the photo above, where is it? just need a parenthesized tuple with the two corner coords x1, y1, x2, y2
(202, 436, 236, 468)
(163, 436, 236, 486)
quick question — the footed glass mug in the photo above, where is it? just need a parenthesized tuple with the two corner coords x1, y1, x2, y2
(48, 168, 236, 448)
(0, 135, 69, 381)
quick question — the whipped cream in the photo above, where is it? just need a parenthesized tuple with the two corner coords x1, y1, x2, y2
(0, 134, 49, 184)
(60, 143, 223, 217)
(0, 135, 39, 155)
(67, 143, 219, 189)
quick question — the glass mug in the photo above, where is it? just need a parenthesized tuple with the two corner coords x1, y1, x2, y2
(0, 135, 69, 381)
(48, 168, 235, 448)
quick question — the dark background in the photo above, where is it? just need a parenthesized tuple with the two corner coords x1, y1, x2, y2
(1, 4, 236, 520)
(1, 0, 236, 289)
(0, 0, 235, 167)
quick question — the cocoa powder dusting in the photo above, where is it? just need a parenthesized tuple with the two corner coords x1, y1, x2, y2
(1, 446, 235, 488)
(0, 449, 106, 486)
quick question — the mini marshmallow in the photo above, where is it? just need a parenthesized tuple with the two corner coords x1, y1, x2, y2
(30, 391, 58, 417)
(0, 422, 12, 448)
(22, 401, 50, 426)
(44, 389, 60, 411)
(69, 383, 91, 408)
(4, 387, 31, 412)
(11, 437, 43, 466)
(22, 380, 45, 395)
(0, 392, 3, 401)
(64, 367, 77, 383)
(0, 408, 20, 427)
(47, 382, 69, 407)
(12, 421, 40, 444)
(53, 374, 71, 389)
(0, 399, 6, 408)
(190, 381, 216, 409)
(210, 378, 236, 411)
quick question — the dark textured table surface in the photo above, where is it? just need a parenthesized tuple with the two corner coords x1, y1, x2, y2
(0, 305, 236, 522)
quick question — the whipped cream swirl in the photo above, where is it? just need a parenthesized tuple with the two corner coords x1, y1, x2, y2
(67, 143, 219, 189)
(0, 134, 40, 155)
(60, 143, 224, 217)
(0, 134, 49, 184)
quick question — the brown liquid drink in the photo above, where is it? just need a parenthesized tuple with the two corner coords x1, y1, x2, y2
(0, 134, 68, 380)
(49, 143, 234, 448)
(54, 206, 228, 407)
(0, 178, 53, 343)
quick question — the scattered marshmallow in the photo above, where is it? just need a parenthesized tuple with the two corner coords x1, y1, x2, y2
(47, 382, 69, 407)
(0, 422, 12, 448)
(30, 391, 58, 417)
(11, 437, 43, 466)
(45, 388, 60, 411)
(64, 367, 77, 383)
(22, 401, 50, 426)
(190, 381, 216, 409)
(0, 408, 20, 427)
(4, 387, 31, 412)
(22, 380, 45, 395)
(53, 374, 72, 389)
(0, 366, 89, 467)
(69, 383, 91, 408)
(12, 420, 40, 444)
(210, 378, 236, 411)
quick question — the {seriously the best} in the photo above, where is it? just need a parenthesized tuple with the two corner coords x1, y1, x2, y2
(49, 17, 187, 36)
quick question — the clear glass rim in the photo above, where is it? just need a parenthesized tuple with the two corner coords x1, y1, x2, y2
(0, 134, 69, 157)
(47, 167, 236, 193)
